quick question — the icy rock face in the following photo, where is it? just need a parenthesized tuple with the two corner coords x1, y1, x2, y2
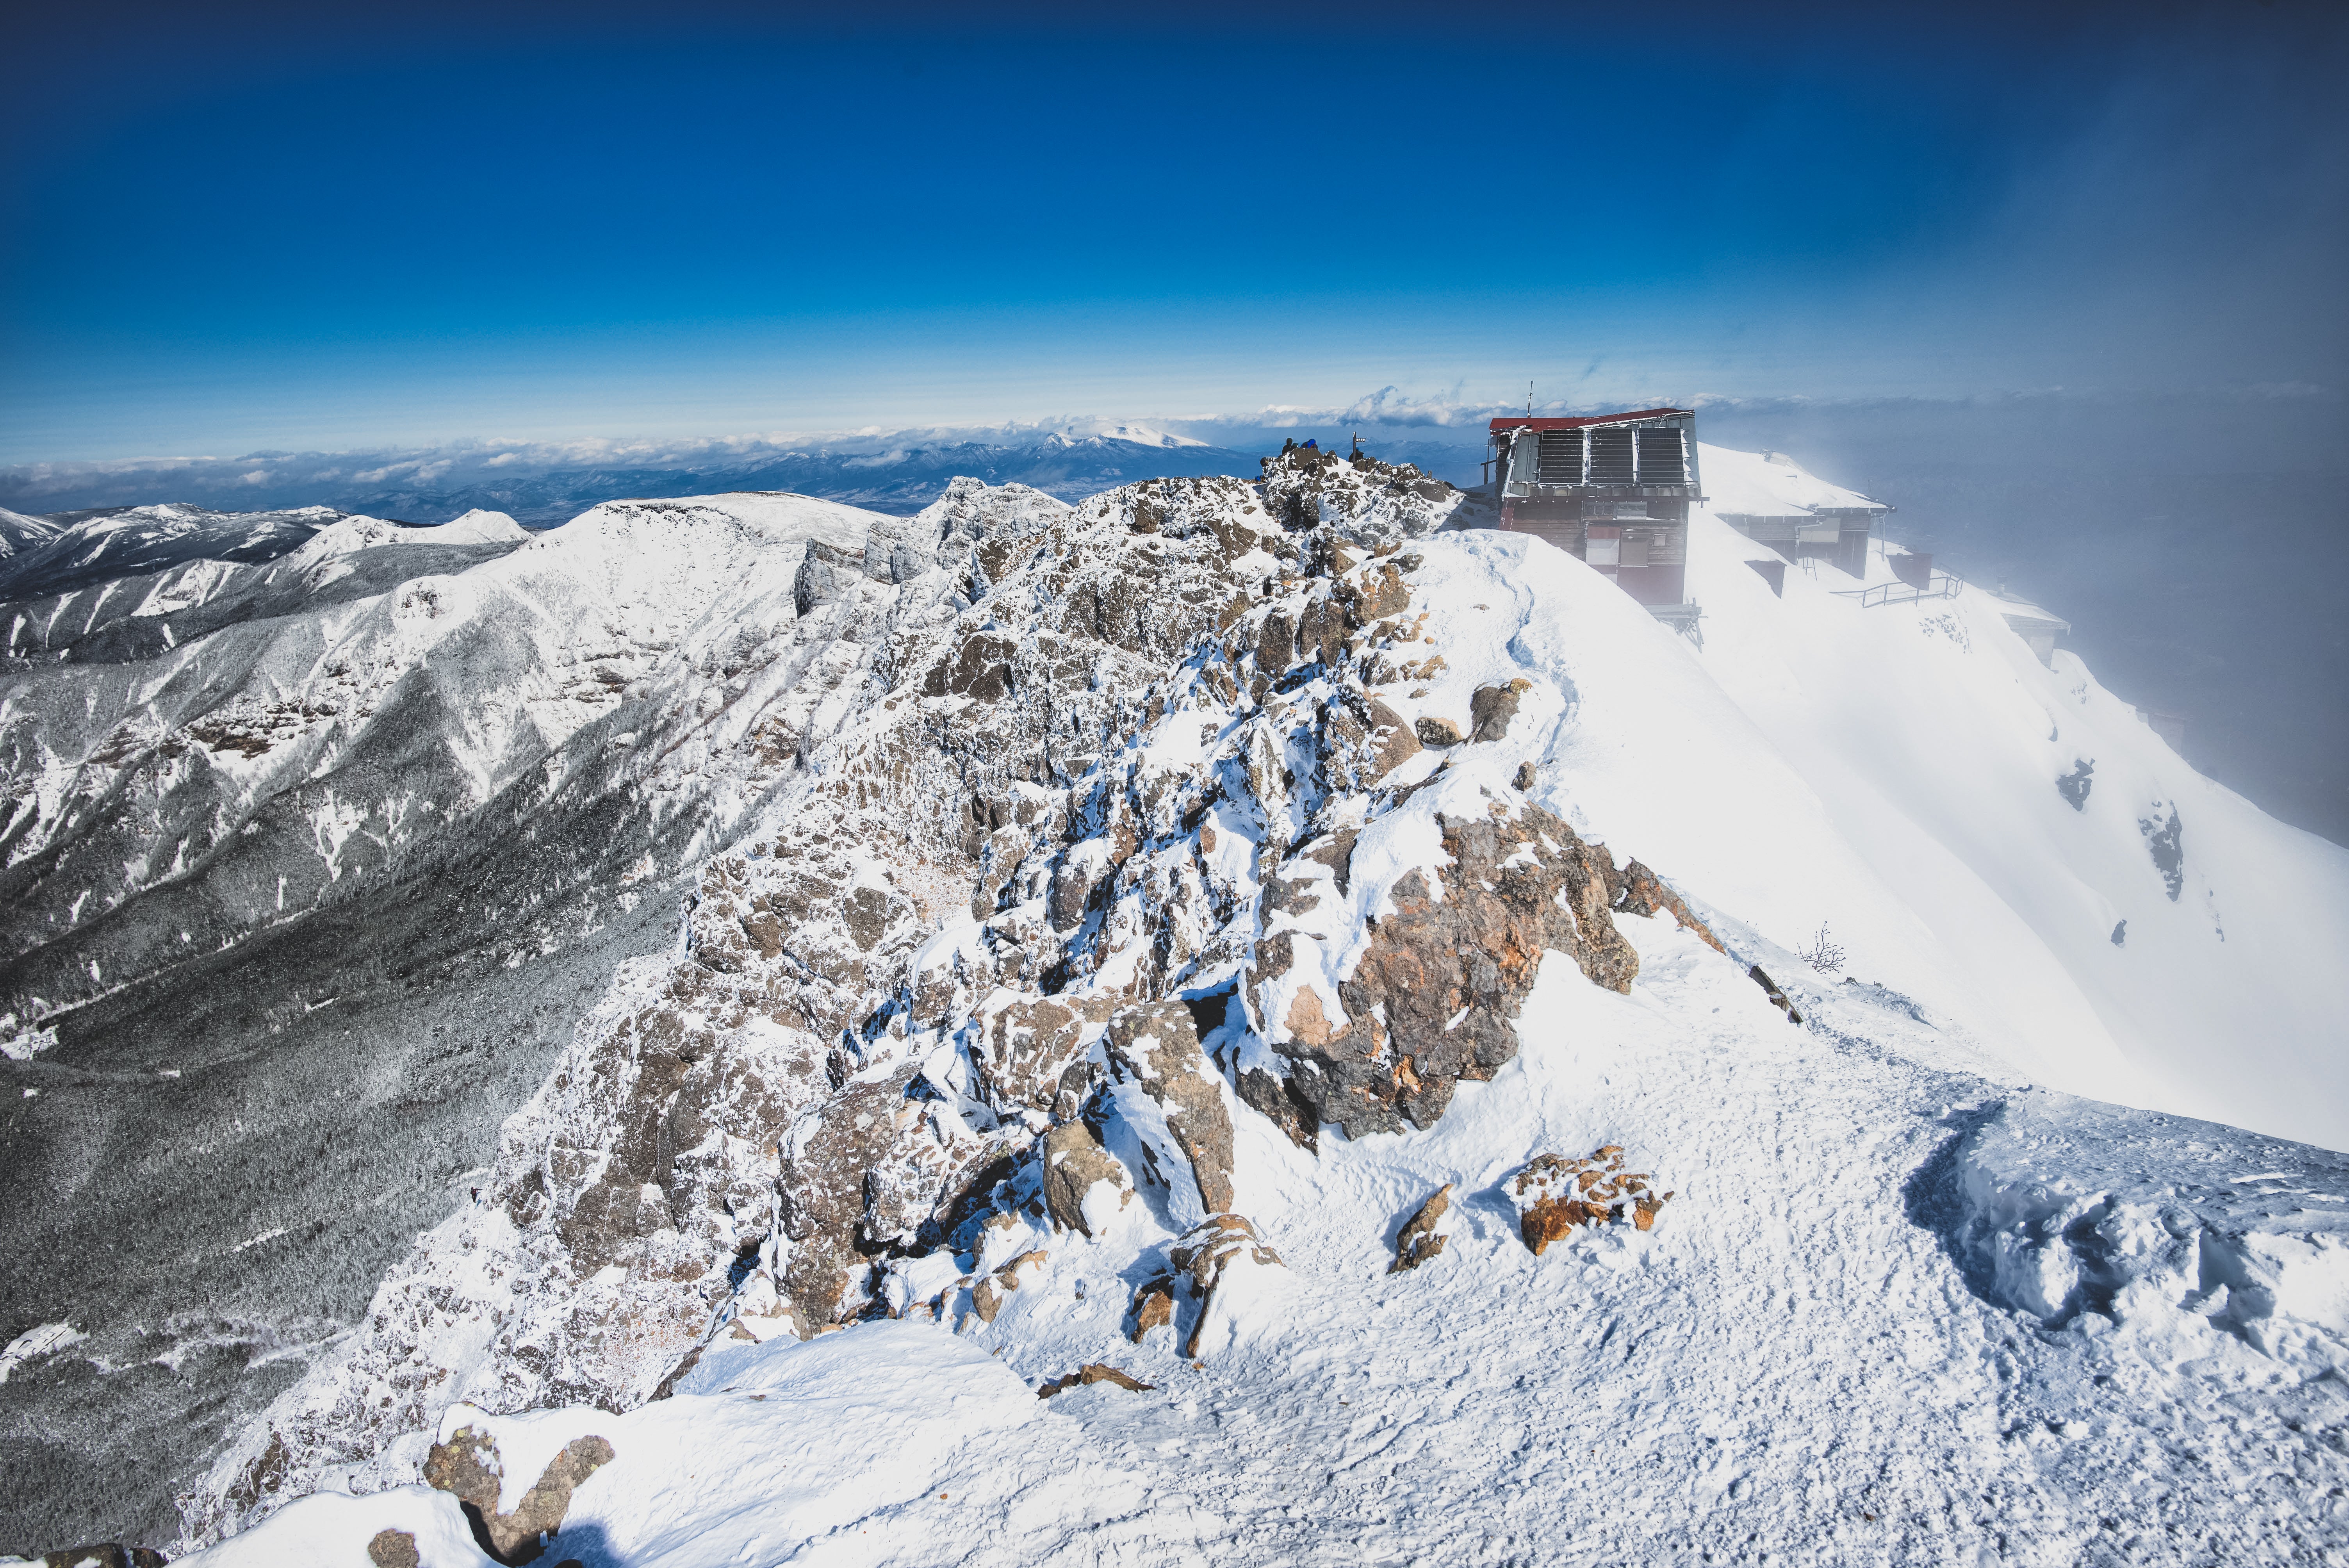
(1103, 1002, 1236, 1219)
(1943, 1093, 2349, 1368)
(421, 1424, 611, 1560)
(1124, 1212, 1289, 1359)
(186, 451, 1687, 1540)
(1039, 1119, 1130, 1237)
(1248, 797, 1639, 1140)
(1166, 1213, 1286, 1359)
(1257, 444, 1456, 545)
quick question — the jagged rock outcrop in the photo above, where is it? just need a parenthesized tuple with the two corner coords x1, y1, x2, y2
(1258, 443, 1455, 543)
(1250, 800, 1640, 1138)
(1127, 1274, 1176, 1343)
(1389, 1183, 1456, 1273)
(1035, 1363, 1154, 1397)
(1168, 1213, 1285, 1358)
(1469, 679, 1531, 743)
(1103, 1003, 1236, 1219)
(188, 451, 1703, 1544)
(970, 1248, 1048, 1325)
(1040, 1120, 1131, 1237)
(1510, 1148, 1671, 1255)
(422, 1426, 613, 1564)
(1613, 858, 1727, 954)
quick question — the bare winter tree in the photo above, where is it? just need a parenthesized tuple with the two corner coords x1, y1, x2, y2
(1797, 923, 1845, 976)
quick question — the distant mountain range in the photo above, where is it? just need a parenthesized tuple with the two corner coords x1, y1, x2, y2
(0, 427, 1490, 528)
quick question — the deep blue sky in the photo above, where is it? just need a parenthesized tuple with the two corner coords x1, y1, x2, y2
(4, 1, 2343, 461)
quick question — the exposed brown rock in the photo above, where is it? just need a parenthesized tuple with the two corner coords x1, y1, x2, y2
(1104, 1003, 1237, 1215)
(1258, 800, 1638, 1138)
(921, 632, 1019, 702)
(1299, 828, 1360, 894)
(1388, 1183, 1456, 1273)
(1169, 1212, 1285, 1357)
(972, 1248, 1050, 1324)
(1294, 587, 1347, 668)
(368, 1531, 420, 1568)
(1470, 679, 1533, 743)
(1257, 609, 1296, 672)
(1414, 715, 1464, 748)
(1339, 560, 1412, 623)
(971, 997, 1090, 1114)
(424, 1427, 614, 1564)
(1041, 1119, 1131, 1237)
(1128, 1274, 1177, 1341)
(1613, 859, 1727, 955)
(1363, 698, 1421, 782)
(1036, 1363, 1157, 1397)
(1513, 761, 1536, 790)
(1509, 1150, 1671, 1255)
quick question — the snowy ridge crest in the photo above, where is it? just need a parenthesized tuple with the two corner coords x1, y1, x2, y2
(7, 447, 2345, 1563)
(173, 451, 2349, 1566)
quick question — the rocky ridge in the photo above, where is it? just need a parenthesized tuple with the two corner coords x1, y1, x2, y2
(184, 449, 1691, 1541)
(0, 485, 1064, 1550)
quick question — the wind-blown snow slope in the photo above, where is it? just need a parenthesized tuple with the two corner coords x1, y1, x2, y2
(1231, 515, 2347, 1150)
(160, 456, 2349, 1567)
(1675, 519, 2349, 1149)
(185, 949, 2349, 1565)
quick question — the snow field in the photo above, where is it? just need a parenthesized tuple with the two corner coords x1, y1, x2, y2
(188, 912, 2349, 1565)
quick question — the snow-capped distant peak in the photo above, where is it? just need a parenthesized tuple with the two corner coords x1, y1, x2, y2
(430, 508, 531, 544)
(280, 509, 533, 568)
(1046, 419, 1210, 449)
(0, 505, 62, 557)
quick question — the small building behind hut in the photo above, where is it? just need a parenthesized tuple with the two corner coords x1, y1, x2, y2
(1701, 445, 1890, 578)
(1490, 408, 1700, 608)
(1988, 586, 2071, 668)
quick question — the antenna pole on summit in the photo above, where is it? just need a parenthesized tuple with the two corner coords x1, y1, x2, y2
(1527, 381, 1534, 417)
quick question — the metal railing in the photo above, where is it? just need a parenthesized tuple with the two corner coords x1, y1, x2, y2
(1648, 600, 1704, 649)
(1834, 570, 1964, 609)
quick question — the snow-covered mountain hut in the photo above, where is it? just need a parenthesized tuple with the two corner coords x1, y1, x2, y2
(1489, 408, 1699, 608)
(1700, 445, 1891, 578)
